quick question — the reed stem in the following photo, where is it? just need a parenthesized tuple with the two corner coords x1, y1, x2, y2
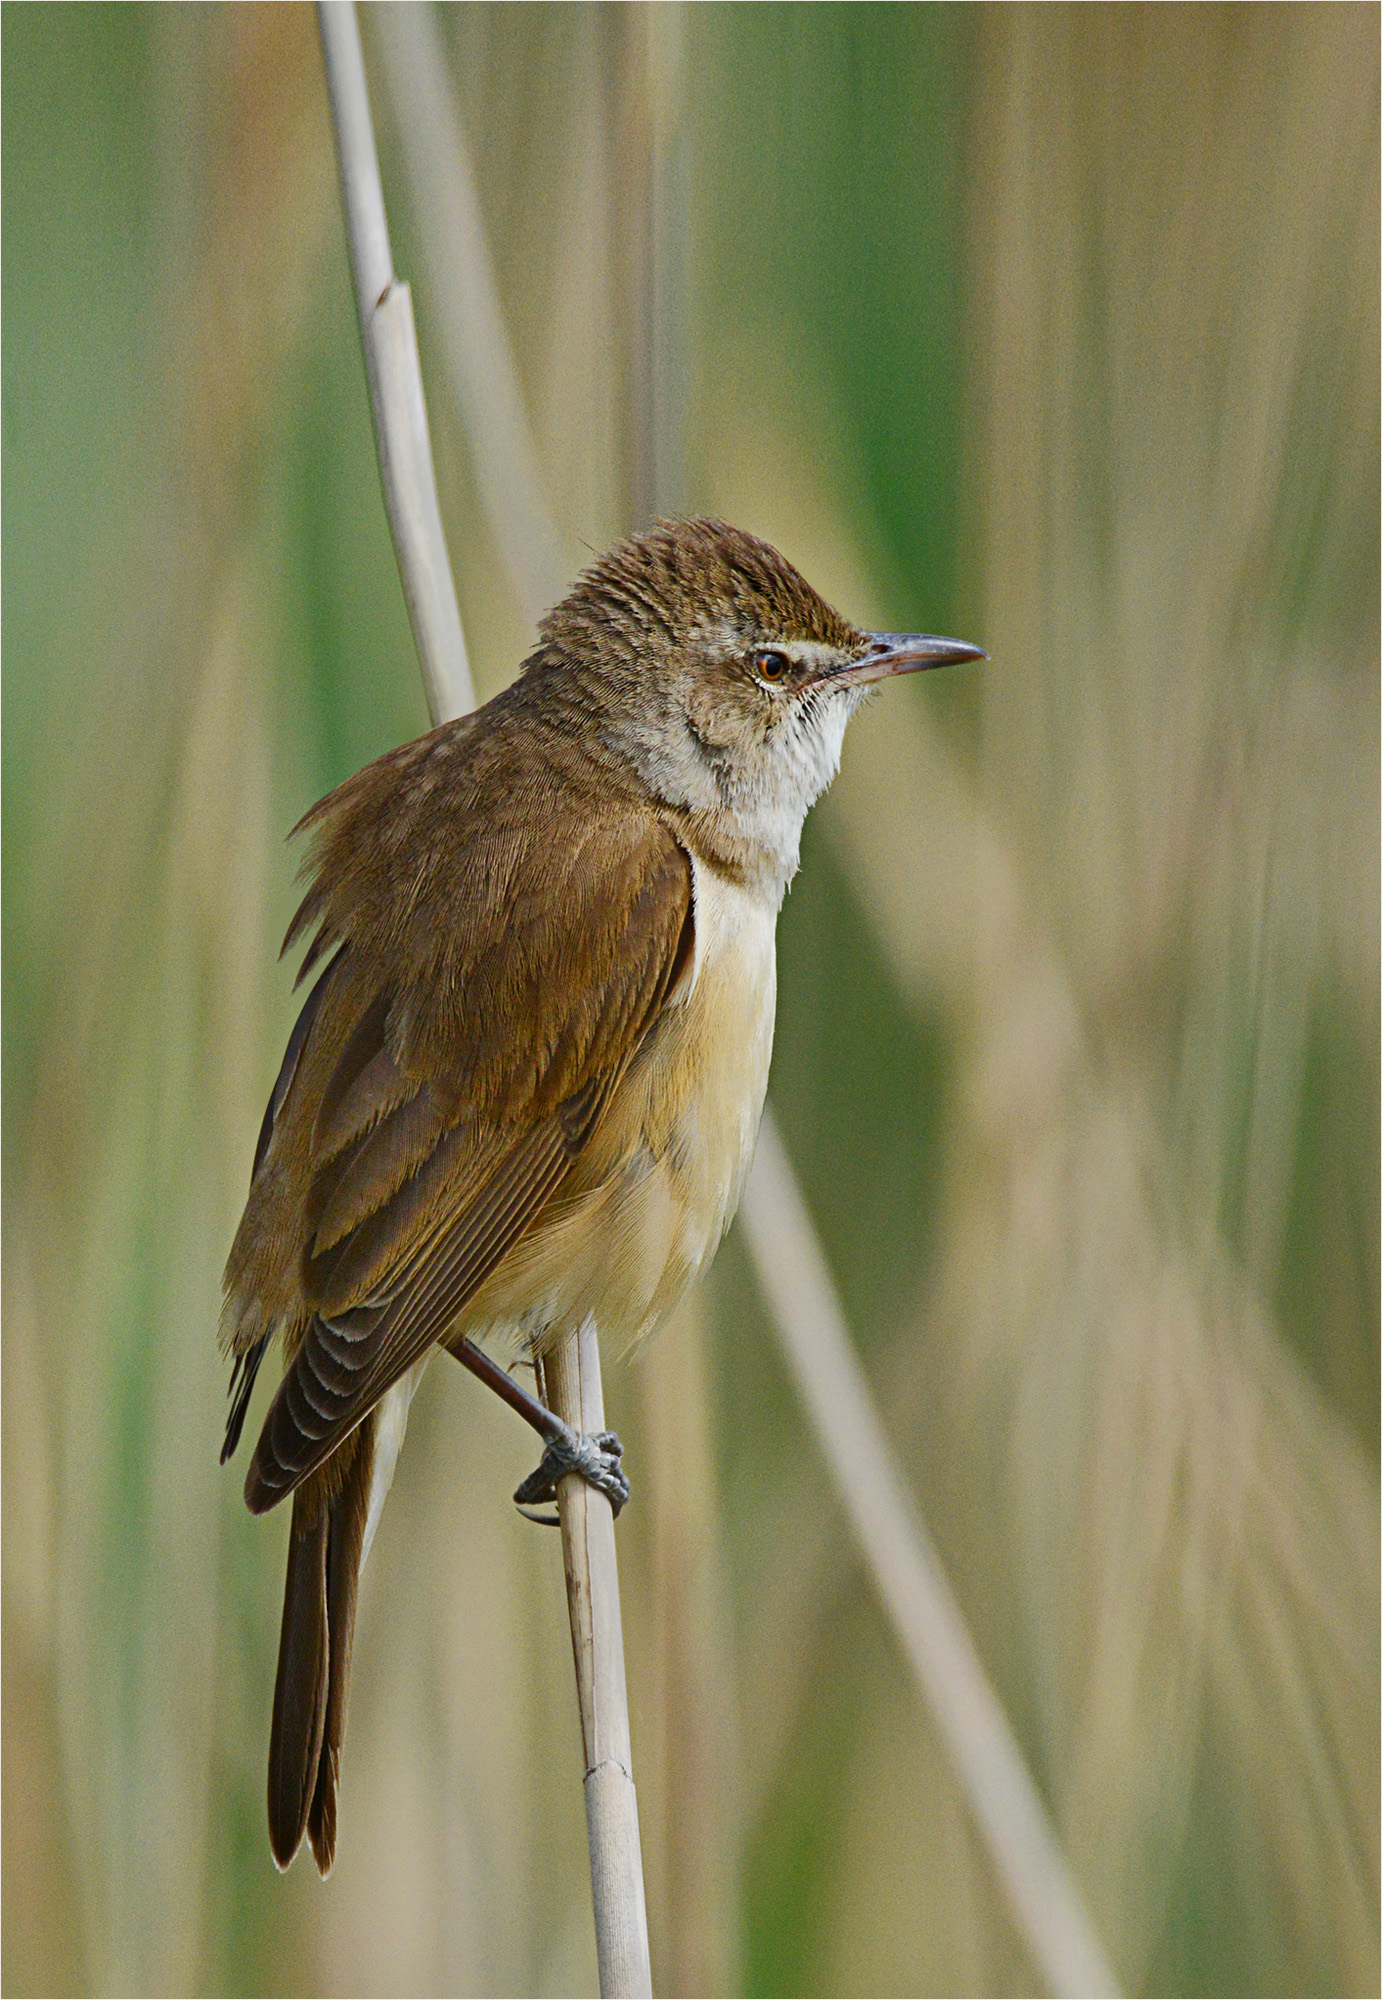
(315, 8, 650, 1990)
(538, 1334, 653, 1998)
(317, 0, 472, 726)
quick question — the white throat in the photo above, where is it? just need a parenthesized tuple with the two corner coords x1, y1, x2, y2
(618, 681, 864, 898)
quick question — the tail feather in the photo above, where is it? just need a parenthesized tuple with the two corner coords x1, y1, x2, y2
(307, 1422, 374, 1873)
(266, 1420, 374, 1875)
(267, 1493, 330, 1869)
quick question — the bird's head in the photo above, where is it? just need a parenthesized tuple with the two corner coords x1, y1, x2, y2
(532, 518, 983, 890)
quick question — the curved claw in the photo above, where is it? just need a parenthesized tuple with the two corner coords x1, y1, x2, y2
(513, 1427, 629, 1520)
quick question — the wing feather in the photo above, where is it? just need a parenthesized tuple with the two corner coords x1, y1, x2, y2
(239, 786, 692, 1515)
(312, 986, 397, 1156)
(252, 947, 347, 1184)
(308, 1085, 453, 1268)
(221, 947, 347, 1464)
(245, 1116, 575, 1510)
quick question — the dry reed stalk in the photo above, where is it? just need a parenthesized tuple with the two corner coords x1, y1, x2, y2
(317, 0, 472, 726)
(743, 1116, 1120, 1999)
(315, 7, 651, 1991)
(536, 1335, 653, 1998)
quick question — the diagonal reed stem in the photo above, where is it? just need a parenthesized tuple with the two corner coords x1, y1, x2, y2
(375, 10, 1124, 1994)
(742, 1117, 1120, 1998)
(315, 7, 651, 1993)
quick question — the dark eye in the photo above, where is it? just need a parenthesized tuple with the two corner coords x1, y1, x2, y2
(754, 649, 792, 683)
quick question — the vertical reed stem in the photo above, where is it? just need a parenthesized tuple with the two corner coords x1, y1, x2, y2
(316, 8, 650, 1988)
(317, 0, 472, 726)
(540, 1330, 653, 1998)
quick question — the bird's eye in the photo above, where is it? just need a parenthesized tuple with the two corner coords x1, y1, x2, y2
(754, 649, 792, 683)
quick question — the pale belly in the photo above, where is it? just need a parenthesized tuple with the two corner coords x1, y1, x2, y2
(459, 860, 778, 1357)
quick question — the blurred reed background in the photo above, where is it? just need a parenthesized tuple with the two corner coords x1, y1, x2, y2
(3, 5, 1376, 1996)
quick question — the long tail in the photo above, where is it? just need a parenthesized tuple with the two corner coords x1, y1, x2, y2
(267, 1416, 374, 1875)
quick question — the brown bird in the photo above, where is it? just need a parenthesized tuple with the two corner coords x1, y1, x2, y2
(220, 516, 982, 1874)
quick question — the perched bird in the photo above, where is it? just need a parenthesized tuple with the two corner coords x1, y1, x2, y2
(220, 516, 982, 1874)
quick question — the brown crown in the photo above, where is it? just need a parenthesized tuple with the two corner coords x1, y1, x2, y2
(535, 517, 864, 664)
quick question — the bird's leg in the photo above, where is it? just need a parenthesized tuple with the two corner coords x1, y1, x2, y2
(443, 1333, 629, 1523)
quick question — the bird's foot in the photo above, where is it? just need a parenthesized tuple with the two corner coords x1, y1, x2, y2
(513, 1427, 629, 1525)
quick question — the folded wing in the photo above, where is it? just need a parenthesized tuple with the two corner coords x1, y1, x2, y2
(240, 797, 692, 1514)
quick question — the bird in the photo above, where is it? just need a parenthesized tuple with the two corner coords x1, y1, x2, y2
(219, 515, 982, 1875)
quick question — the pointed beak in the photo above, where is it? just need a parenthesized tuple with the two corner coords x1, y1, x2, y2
(830, 631, 987, 689)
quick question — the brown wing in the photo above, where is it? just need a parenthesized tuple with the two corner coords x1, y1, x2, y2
(239, 769, 693, 1515)
(221, 948, 348, 1465)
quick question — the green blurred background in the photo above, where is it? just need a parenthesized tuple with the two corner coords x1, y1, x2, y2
(4, 5, 1377, 1995)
